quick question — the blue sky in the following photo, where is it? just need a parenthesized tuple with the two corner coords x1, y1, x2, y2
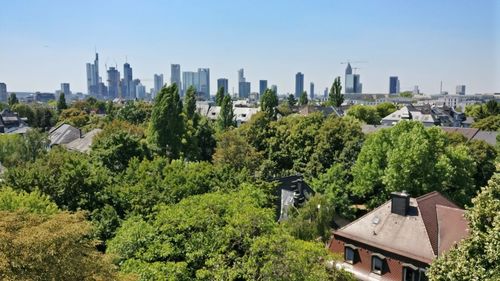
(0, 0, 498, 95)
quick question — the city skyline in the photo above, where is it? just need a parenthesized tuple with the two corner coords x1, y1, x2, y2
(0, 0, 498, 95)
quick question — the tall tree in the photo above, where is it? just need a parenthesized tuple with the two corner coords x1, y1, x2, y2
(217, 95, 235, 130)
(148, 83, 184, 158)
(287, 94, 297, 108)
(328, 77, 343, 107)
(57, 92, 67, 113)
(8, 93, 18, 107)
(215, 86, 225, 106)
(299, 91, 309, 105)
(428, 169, 500, 281)
(260, 88, 279, 119)
(184, 85, 197, 121)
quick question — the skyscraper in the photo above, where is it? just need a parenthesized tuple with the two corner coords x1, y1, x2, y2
(171, 64, 181, 92)
(345, 63, 362, 94)
(123, 63, 133, 99)
(456, 85, 466, 95)
(182, 71, 199, 95)
(85, 53, 101, 96)
(197, 68, 210, 100)
(324, 87, 329, 99)
(60, 83, 71, 96)
(271, 85, 278, 94)
(136, 82, 146, 100)
(295, 72, 304, 97)
(310, 82, 315, 99)
(238, 68, 250, 99)
(389, 76, 400, 94)
(0, 82, 7, 102)
(238, 68, 245, 83)
(217, 78, 229, 94)
(259, 80, 268, 96)
(153, 74, 164, 99)
(239, 81, 251, 99)
(107, 67, 120, 99)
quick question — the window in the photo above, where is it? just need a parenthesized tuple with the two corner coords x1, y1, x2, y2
(344, 246, 356, 264)
(403, 266, 418, 281)
(371, 254, 385, 275)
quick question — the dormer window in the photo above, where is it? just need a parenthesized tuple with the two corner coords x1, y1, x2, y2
(371, 253, 385, 275)
(402, 263, 419, 281)
(344, 244, 358, 264)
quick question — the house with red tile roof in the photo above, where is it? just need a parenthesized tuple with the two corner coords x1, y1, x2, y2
(329, 191, 469, 281)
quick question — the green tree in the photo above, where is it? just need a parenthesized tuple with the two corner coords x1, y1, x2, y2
(116, 101, 152, 125)
(184, 85, 197, 121)
(260, 88, 279, 119)
(58, 108, 90, 128)
(91, 121, 148, 172)
(346, 104, 381, 125)
(0, 187, 58, 215)
(428, 169, 500, 281)
(287, 94, 297, 108)
(217, 95, 235, 130)
(299, 91, 309, 105)
(8, 93, 18, 107)
(213, 129, 263, 175)
(57, 92, 68, 113)
(328, 77, 343, 107)
(215, 86, 225, 106)
(148, 84, 184, 158)
(472, 115, 500, 131)
(0, 129, 48, 167)
(374, 102, 397, 119)
(351, 121, 476, 208)
(4, 147, 112, 212)
(0, 211, 123, 281)
(108, 187, 349, 280)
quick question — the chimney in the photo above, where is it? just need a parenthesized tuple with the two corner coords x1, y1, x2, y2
(391, 191, 410, 216)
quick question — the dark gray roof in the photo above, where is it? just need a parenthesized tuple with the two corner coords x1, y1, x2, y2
(64, 128, 102, 153)
(49, 123, 81, 146)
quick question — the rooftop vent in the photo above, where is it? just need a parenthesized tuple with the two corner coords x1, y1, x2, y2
(391, 191, 410, 216)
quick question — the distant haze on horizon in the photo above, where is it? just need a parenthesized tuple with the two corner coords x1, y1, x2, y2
(0, 0, 498, 95)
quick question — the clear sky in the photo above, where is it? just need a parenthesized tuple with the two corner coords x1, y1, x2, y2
(0, 0, 498, 95)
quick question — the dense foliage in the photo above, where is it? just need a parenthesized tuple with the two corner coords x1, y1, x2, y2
(428, 167, 499, 281)
(0, 80, 497, 280)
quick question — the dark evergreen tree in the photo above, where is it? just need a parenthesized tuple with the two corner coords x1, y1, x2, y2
(329, 77, 343, 107)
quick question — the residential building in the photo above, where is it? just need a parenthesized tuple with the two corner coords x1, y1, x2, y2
(153, 74, 164, 99)
(171, 64, 181, 91)
(380, 104, 467, 127)
(295, 72, 304, 97)
(0, 109, 29, 133)
(107, 67, 120, 99)
(273, 175, 314, 221)
(329, 191, 469, 281)
(34, 92, 55, 103)
(310, 82, 314, 99)
(197, 68, 210, 100)
(217, 78, 229, 94)
(0, 82, 7, 102)
(456, 85, 466, 95)
(259, 80, 268, 96)
(389, 76, 400, 94)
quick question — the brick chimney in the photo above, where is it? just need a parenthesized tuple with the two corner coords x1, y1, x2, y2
(391, 191, 410, 216)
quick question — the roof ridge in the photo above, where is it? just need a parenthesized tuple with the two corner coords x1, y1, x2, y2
(416, 190, 441, 201)
(416, 202, 438, 259)
(337, 200, 391, 231)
